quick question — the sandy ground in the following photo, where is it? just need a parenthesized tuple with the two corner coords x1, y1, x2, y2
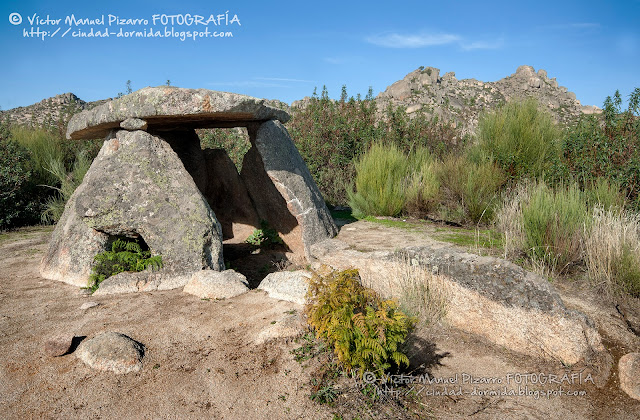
(0, 224, 639, 419)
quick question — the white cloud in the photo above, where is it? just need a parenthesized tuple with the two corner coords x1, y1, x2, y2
(460, 38, 505, 51)
(366, 32, 460, 48)
(207, 80, 289, 88)
(324, 57, 343, 64)
(254, 77, 316, 83)
(569, 22, 600, 29)
(365, 31, 504, 51)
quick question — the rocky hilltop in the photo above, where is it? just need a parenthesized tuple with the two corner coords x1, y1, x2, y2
(2, 66, 600, 136)
(376, 65, 601, 134)
(0, 93, 112, 130)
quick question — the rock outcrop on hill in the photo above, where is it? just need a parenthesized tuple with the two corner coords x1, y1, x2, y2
(0, 93, 108, 129)
(376, 65, 601, 134)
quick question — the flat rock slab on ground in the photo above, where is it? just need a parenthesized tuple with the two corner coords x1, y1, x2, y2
(257, 270, 312, 305)
(75, 332, 144, 374)
(183, 270, 249, 299)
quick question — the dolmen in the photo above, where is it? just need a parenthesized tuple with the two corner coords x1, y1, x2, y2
(40, 87, 338, 290)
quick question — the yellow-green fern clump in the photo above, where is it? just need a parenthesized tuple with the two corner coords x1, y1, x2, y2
(305, 269, 416, 376)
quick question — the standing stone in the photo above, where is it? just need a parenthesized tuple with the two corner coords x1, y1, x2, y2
(248, 121, 338, 257)
(149, 129, 209, 194)
(203, 148, 260, 242)
(41, 129, 224, 287)
(240, 145, 302, 253)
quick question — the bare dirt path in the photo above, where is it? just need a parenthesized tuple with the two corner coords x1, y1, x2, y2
(1, 224, 639, 419)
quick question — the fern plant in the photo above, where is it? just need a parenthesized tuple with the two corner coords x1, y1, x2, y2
(87, 237, 162, 293)
(305, 269, 416, 377)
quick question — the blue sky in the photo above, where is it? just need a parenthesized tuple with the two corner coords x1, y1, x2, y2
(1, 0, 638, 110)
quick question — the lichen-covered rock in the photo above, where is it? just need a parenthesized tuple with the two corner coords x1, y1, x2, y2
(249, 120, 338, 257)
(41, 129, 224, 287)
(183, 270, 249, 299)
(76, 332, 144, 374)
(66, 87, 290, 140)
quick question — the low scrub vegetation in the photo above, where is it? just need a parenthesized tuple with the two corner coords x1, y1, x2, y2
(348, 143, 412, 218)
(348, 144, 505, 225)
(0, 121, 100, 230)
(289, 86, 466, 205)
(2, 84, 639, 301)
(521, 181, 588, 274)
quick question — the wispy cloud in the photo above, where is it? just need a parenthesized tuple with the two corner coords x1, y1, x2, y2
(208, 76, 316, 88)
(324, 57, 343, 64)
(540, 22, 601, 31)
(207, 80, 289, 88)
(460, 38, 505, 51)
(365, 31, 504, 51)
(366, 32, 460, 48)
(254, 77, 316, 83)
(569, 22, 600, 29)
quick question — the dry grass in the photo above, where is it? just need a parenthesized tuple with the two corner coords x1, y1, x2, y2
(389, 254, 450, 327)
(585, 206, 640, 297)
(496, 182, 529, 259)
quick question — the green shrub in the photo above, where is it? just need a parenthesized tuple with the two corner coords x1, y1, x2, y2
(245, 220, 284, 247)
(437, 155, 505, 224)
(288, 86, 466, 205)
(559, 88, 640, 207)
(461, 160, 506, 224)
(305, 269, 415, 376)
(584, 177, 626, 211)
(476, 98, 561, 181)
(0, 139, 42, 229)
(348, 142, 412, 218)
(522, 182, 588, 273)
(88, 237, 163, 293)
(10, 126, 64, 185)
(614, 245, 640, 297)
(405, 148, 441, 216)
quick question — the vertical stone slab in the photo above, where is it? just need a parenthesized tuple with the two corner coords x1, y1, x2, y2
(249, 120, 338, 257)
(148, 129, 209, 194)
(240, 146, 302, 254)
(203, 148, 260, 242)
(40, 130, 224, 287)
